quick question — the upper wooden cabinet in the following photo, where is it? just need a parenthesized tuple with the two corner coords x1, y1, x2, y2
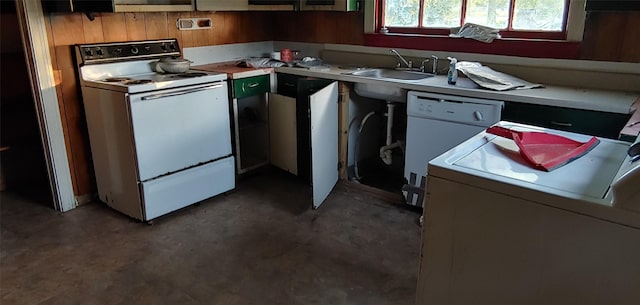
(248, 0, 297, 11)
(299, 0, 359, 11)
(42, 0, 359, 13)
(195, 0, 248, 11)
(244, 0, 361, 11)
(42, 0, 195, 13)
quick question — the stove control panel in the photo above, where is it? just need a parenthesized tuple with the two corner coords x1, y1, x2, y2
(76, 39, 181, 64)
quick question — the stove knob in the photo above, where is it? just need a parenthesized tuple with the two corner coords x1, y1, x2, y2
(130, 46, 139, 55)
(169, 43, 177, 51)
(113, 48, 122, 55)
(144, 45, 151, 51)
(96, 48, 104, 56)
(84, 49, 93, 56)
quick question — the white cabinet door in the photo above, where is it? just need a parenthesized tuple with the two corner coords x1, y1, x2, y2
(269, 93, 298, 175)
(309, 82, 339, 208)
(196, 0, 248, 11)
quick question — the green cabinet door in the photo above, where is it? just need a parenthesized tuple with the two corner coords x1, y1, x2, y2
(232, 74, 270, 100)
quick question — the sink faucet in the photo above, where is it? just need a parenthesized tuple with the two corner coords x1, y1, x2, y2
(390, 49, 412, 69)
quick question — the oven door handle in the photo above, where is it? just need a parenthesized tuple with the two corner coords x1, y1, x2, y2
(141, 83, 224, 101)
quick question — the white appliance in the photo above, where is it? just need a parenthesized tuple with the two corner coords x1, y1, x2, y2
(416, 121, 640, 305)
(76, 39, 235, 222)
(403, 91, 503, 206)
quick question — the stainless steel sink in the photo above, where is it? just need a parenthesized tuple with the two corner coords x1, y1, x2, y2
(347, 68, 434, 81)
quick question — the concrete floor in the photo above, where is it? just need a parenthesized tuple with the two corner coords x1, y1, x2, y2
(1, 169, 422, 305)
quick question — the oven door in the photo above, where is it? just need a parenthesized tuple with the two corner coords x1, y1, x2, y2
(128, 81, 231, 181)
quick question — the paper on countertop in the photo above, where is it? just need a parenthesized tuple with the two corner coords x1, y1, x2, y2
(294, 57, 331, 70)
(237, 57, 286, 68)
(456, 61, 544, 91)
(237, 56, 331, 70)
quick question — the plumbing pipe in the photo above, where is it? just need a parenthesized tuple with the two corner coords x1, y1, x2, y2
(354, 111, 378, 181)
(380, 141, 402, 165)
(379, 101, 400, 165)
(385, 102, 396, 146)
(359, 111, 377, 134)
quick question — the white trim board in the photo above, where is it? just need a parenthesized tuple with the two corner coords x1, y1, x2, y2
(273, 41, 325, 59)
(183, 41, 275, 65)
(17, 0, 76, 212)
(184, 41, 326, 66)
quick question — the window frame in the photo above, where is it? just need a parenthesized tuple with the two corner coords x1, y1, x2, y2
(365, 0, 585, 59)
(378, 0, 571, 40)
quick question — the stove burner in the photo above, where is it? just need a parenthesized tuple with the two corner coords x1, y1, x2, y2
(104, 77, 132, 82)
(123, 79, 153, 85)
(175, 72, 207, 78)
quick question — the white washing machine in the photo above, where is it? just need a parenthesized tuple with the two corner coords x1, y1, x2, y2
(403, 91, 503, 206)
(416, 121, 640, 305)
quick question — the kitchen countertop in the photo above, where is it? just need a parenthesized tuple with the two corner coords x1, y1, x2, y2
(193, 62, 638, 115)
(274, 65, 639, 115)
(193, 62, 274, 79)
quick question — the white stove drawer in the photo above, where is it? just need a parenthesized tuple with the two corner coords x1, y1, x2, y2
(141, 156, 235, 221)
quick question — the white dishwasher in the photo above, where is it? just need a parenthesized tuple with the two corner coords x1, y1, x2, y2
(403, 91, 503, 206)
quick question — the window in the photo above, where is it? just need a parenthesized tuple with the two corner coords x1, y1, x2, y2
(381, 0, 570, 40)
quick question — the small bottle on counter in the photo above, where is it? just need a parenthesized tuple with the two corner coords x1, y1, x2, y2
(447, 57, 458, 85)
(280, 48, 292, 62)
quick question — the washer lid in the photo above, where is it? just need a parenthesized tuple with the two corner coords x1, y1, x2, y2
(451, 124, 629, 200)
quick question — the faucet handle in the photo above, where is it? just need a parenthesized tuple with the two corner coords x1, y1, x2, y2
(431, 55, 439, 74)
(420, 59, 430, 73)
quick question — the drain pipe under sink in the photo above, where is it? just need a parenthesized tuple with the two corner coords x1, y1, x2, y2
(380, 101, 403, 165)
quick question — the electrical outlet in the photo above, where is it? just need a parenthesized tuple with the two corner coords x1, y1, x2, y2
(176, 18, 212, 31)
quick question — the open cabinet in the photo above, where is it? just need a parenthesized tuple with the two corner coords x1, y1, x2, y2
(269, 73, 339, 208)
(230, 74, 271, 174)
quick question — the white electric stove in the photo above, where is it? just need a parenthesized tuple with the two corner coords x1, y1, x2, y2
(416, 121, 640, 305)
(76, 39, 235, 222)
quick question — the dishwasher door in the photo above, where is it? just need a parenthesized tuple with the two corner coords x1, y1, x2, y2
(403, 91, 503, 206)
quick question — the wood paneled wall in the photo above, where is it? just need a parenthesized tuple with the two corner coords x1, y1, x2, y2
(580, 11, 640, 62)
(272, 11, 364, 44)
(45, 11, 273, 196)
